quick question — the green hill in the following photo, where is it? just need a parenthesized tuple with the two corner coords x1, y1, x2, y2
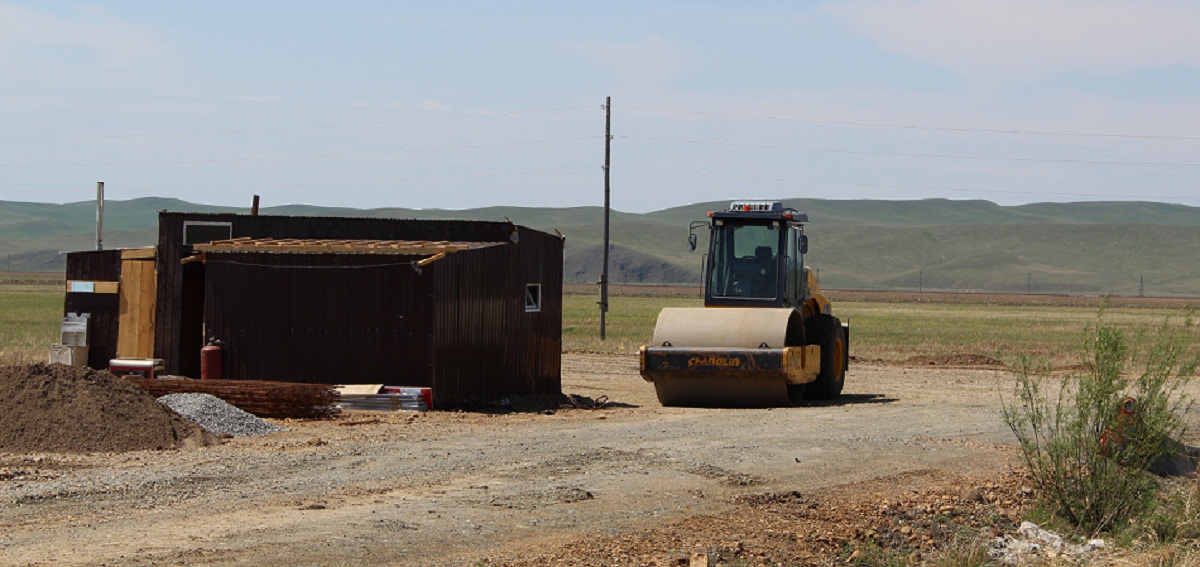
(647, 198, 1200, 227)
(2, 197, 1198, 297)
(807, 223, 1200, 296)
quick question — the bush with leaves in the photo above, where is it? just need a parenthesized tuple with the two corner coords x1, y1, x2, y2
(1003, 308, 1197, 536)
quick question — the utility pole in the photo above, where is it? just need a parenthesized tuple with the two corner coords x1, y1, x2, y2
(919, 270, 923, 293)
(600, 97, 611, 340)
(1140, 274, 1145, 298)
(1027, 273, 1031, 295)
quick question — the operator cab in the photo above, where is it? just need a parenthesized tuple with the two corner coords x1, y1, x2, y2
(690, 201, 809, 308)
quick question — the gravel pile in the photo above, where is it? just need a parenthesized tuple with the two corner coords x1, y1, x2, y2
(158, 393, 286, 437)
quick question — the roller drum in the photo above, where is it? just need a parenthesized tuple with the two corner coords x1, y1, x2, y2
(650, 307, 802, 349)
(642, 308, 813, 407)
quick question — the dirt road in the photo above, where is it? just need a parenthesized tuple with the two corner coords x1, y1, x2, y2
(1, 354, 1053, 565)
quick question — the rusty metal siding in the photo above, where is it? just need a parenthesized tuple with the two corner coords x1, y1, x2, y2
(203, 252, 434, 384)
(513, 229, 563, 395)
(155, 212, 514, 374)
(64, 250, 122, 369)
(154, 217, 184, 374)
(153, 211, 561, 406)
(429, 245, 513, 405)
(429, 231, 563, 405)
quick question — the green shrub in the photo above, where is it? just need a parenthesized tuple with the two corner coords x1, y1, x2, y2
(1003, 308, 1197, 536)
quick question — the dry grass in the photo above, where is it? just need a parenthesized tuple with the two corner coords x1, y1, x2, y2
(565, 286, 1194, 368)
(837, 300, 1193, 367)
(3, 281, 1195, 369)
(0, 282, 63, 366)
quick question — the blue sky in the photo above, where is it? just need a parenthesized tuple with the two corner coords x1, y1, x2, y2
(2, 1, 1198, 212)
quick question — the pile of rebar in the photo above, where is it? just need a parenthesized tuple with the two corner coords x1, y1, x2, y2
(123, 378, 340, 419)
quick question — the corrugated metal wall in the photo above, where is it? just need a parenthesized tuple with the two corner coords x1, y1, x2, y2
(154, 212, 562, 406)
(512, 228, 563, 395)
(429, 229, 563, 405)
(203, 252, 434, 385)
(430, 245, 514, 404)
(64, 250, 122, 368)
(155, 213, 514, 375)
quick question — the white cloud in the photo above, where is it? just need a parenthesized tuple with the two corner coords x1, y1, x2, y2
(825, 0, 1200, 82)
(0, 3, 171, 76)
(570, 34, 689, 90)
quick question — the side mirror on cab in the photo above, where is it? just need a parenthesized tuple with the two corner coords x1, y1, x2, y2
(687, 220, 709, 253)
(798, 234, 808, 255)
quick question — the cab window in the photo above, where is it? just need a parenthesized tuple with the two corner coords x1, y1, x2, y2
(708, 223, 780, 299)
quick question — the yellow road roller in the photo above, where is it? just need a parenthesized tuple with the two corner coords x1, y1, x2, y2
(640, 200, 849, 407)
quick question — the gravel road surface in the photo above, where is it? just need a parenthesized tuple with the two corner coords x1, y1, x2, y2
(2, 353, 1185, 566)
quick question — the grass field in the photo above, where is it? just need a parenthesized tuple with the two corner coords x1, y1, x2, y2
(564, 285, 1197, 367)
(0, 282, 64, 365)
(1, 278, 1194, 368)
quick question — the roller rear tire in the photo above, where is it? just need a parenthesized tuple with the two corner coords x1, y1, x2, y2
(805, 314, 846, 400)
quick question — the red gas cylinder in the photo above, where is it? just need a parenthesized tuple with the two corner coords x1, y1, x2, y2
(200, 343, 224, 380)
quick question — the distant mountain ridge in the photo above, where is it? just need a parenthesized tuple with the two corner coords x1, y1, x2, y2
(2, 197, 1198, 296)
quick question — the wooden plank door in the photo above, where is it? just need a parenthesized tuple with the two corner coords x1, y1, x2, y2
(117, 250, 157, 358)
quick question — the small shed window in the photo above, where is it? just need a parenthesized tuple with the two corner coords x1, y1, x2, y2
(183, 221, 233, 245)
(525, 284, 542, 312)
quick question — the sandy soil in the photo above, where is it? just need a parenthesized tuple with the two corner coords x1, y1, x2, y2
(0, 354, 1185, 566)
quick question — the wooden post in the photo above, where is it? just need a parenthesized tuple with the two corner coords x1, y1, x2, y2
(96, 181, 104, 251)
(600, 97, 611, 340)
(251, 194, 260, 216)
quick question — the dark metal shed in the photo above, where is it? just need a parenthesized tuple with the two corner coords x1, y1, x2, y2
(65, 211, 563, 407)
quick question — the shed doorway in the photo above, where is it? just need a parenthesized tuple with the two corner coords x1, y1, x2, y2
(178, 260, 206, 377)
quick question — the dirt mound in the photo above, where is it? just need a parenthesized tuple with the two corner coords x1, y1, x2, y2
(0, 364, 216, 453)
(905, 353, 1005, 367)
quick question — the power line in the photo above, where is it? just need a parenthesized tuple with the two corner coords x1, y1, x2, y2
(201, 165, 597, 192)
(0, 105, 596, 143)
(621, 105, 1200, 141)
(0, 166, 597, 196)
(618, 135, 1200, 168)
(0, 136, 601, 168)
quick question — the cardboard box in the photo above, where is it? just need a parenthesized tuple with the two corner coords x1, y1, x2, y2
(49, 345, 89, 366)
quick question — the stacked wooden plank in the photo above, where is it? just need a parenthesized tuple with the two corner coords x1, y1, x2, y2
(194, 237, 497, 255)
(123, 377, 340, 419)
